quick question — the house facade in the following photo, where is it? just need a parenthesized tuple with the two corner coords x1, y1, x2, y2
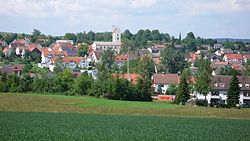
(223, 54, 243, 63)
(196, 75, 250, 105)
(152, 73, 179, 94)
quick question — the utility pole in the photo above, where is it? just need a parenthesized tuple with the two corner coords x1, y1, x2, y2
(127, 47, 130, 81)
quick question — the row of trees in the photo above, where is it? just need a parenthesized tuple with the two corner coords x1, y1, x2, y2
(0, 70, 152, 101)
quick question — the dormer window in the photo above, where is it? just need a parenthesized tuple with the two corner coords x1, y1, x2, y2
(219, 83, 225, 87)
(239, 84, 242, 88)
(246, 84, 249, 88)
(214, 83, 218, 87)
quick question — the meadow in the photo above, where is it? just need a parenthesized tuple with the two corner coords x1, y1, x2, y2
(0, 93, 250, 141)
(0, 93, 250, 119)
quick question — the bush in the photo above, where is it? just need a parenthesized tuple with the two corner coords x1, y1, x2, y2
(216, 102, 231, 108)
(195, 99, 208, 107)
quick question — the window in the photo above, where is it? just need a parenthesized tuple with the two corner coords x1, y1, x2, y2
(212, 91, 219, 96)
(246, 84, 250, 88)
(219, 83, 225, 87)
(214, 83, 218, 87)
(243, 92, 250, 97)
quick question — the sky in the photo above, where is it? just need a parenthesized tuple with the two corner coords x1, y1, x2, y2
(0, 0, 250, 39)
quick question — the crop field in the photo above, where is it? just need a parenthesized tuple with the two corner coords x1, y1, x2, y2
(1, 93, 250, 140)
(0, 111, 250, 141)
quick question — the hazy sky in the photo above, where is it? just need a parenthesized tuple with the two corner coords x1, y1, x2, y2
(0, 0, 250, 38)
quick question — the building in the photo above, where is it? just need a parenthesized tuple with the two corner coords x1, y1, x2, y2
(0, 64, 25, 76)
(114, 55, 128, 68)
(152, 73, 179, 94)
(92, 26, 121, 54)
(223, 54, 243, 63)
(0, 40, 7, 47)
(112, 73, 140, 84)
(196, 75, 250, 105)
(62, 57, 89, 69)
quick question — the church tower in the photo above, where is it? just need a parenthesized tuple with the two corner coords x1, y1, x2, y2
(112, 26, 121, 43)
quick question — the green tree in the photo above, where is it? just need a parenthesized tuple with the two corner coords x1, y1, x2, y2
(122, 29, 133, 40)
(100, 48, 115, 71)
(135, 78, 153, 101)
(166, 84, 178, 95)
(32, 29, 41, 37)
(17, 74, 33, 92)
(54, 59, 65, 74)
(78, 43, 88, 57)
(227, 73, 240, 107)
(160, 47, 186, 73)
(195, 58, 212, 103)
(215, 66, 240, 76)
(0, 72, 8, 92)
(64, 33, 76, 43)
(53, 70, 73, 93)
(23, 62, 33, 73)
(138, 55, 155, 79)
(186, 32, 195, 39)
(30, 51, 42, 63)
(175, 69, 190, 105)
(73, 73, 93, 95)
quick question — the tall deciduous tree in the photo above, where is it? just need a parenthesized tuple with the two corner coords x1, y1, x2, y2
(227, 73, 240, 107)
(78, 43, 88, 57)
(73, 73, 93, 95)
(100, 48, 115, 72)
(195, 58, 212, 102)
(138, 55, 155, 79)
(160, 47, 186, 73)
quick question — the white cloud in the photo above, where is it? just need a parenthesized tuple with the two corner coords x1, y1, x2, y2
(128, 0, 158, 8)
(178, 0, 250, 16)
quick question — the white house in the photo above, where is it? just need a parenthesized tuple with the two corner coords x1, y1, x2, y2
(152, 73, 179, 94)
(62, 57, 89, 69)
(195, 75, 250, 105)
(223, 54, 243, 63)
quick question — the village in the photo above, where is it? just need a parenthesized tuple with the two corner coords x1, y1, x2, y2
(0, 26, 250, 107)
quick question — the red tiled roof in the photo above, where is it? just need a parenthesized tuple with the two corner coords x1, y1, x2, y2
(154, 44, 166, 48)
(13, 39, 27, 44)
(3, 47, 9, 53)
(244, 54, 250, 60)
(115, 55, 128, 62)
(153, 73, 179, 84)
(210, 61, 229, 69)
(63, 57, 84, 64)
(224, 54, 243, 59)
(51, 56, 60, 62)
(231, 64, 242, 70)
(113, 73, 140, 84)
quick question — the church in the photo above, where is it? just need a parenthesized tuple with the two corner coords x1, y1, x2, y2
(91, 26, 122, 54)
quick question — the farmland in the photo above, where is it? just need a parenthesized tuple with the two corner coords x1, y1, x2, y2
(0, 93, 250, 141)
(0, 111, 250, 141)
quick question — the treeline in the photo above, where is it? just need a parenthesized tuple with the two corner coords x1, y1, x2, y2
(0, 70, 152, 101)
(0, 29, 217, 48)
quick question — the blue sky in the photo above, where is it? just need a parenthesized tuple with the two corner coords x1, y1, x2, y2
(0, 0, 250, 38)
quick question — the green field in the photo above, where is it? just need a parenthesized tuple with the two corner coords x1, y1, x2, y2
(0, 93, 250, 141)
(1, 112, 250, 141)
